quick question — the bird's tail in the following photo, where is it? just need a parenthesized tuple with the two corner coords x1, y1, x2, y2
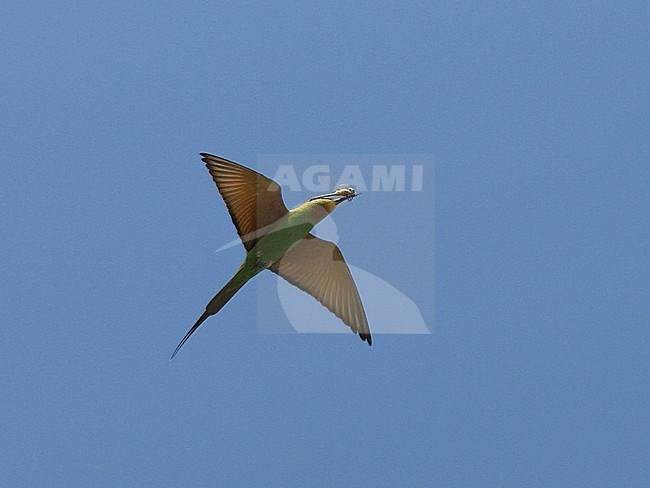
(171, 268, 248, 359)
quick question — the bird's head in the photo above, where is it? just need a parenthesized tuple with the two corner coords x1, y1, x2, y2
(309, 184, 360, 205)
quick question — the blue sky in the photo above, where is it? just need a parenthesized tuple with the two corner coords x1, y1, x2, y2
(2, 2, 648, 486)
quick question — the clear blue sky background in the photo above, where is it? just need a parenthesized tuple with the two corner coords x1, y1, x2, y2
(2, 2, 648, 486)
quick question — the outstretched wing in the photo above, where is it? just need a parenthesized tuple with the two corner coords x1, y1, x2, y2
(270, 234, 372, 345)
(201, 153, 289, 251)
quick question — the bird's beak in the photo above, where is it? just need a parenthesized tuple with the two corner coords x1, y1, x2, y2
(310, 190, 360, 204)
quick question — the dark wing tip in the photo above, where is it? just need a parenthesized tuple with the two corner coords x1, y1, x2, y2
(361, 333, 372, 346)
(200, 153, 224, 166)
(199, 153, 230, 166)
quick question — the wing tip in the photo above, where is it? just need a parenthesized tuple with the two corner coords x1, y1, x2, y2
(200, 152, 230, 166)
(361, 333, 372, 346)
(200, 152, 219, 165)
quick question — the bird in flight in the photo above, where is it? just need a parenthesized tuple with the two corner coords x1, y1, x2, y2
(171, 153, 372, 358)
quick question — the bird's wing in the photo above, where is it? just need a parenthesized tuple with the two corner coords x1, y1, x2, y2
(201, 153, 289, 251)
(269, 234, 372, 345)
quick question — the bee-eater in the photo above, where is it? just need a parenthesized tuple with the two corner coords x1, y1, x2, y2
(171, 153, 372, 358)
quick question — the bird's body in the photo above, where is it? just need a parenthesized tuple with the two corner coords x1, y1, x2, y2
(172, 154, 371, 357)
(248, 198, 336, 269)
